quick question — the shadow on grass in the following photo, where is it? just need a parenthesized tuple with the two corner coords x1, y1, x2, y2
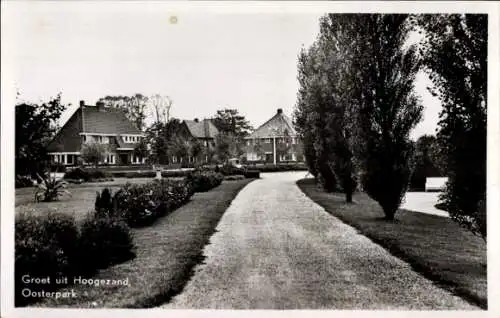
(297, 178, 487, 310)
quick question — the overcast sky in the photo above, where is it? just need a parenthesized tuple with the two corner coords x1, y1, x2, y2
(3, 3, 441, 140)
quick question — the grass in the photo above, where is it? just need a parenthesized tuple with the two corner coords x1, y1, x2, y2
(15, 178, 154, 221)
(296, 178, 487, 309)
(31, 178, 255, 308)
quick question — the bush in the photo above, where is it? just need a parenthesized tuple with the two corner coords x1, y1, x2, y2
(15, 212, 79, 306)
(161, 170, 191, 178)
(185, 170, 223, 192)
(111, 179, 193, 227)
(64, 168, 111, 182)
(64, 167, 90, 181)
(220, 165, 244, 176)
(224, 175, 245, 181)
(78, 213, 135, 270)
(34, 173, 71, 202)
(125, 171, 156, 178)
(15, 176, 34, 188)
(244, 170, 260, 179)
(49, 163, 67, 173)
(247, 163, 308, 173)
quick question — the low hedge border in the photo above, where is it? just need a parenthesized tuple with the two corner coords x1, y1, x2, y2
(15, 211, 135, 307)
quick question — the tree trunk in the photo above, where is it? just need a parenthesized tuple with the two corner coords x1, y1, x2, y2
(383, 207, 397, 221)
(346, 191, 353, 203)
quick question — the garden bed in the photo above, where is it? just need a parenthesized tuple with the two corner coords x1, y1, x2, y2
(32, 178, 255, 308)
(297, 178, 487, 309)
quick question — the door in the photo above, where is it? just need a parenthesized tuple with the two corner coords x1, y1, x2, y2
(119, 153, 130, 165)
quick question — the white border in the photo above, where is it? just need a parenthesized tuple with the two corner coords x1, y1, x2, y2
(2, 2, 499, 318)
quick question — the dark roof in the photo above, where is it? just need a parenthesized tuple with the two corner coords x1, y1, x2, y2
(82, 105, 142, 135)
(247, 109, 297, 139)
(184, 119, 219, 139)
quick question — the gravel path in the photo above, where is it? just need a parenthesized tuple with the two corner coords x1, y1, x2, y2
(161, 172, 477, 310)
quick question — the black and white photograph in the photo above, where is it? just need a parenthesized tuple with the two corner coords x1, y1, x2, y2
(1, 1, 499, 317)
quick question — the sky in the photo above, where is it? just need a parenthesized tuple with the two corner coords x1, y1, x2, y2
(3, 2, 441, 140)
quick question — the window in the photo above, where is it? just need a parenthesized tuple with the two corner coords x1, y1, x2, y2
(102, 136, 109, 144)
(172, 156, 177, 163)
(264, 138, 271, 144)
(291, 137, 296, 144)
(67, 155, 73, 164)
(83, 135, 87, 143)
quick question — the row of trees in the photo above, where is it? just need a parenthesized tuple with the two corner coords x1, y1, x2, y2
(294, 14, 486, 240)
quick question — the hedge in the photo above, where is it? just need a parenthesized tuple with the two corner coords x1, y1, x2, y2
(15, 211, 134, 306)
(95, 179, 194, 227)
(185, 170, 224, 192)
(64, 168, 113, 182)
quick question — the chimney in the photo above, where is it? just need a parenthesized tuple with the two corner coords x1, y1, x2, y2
(80, 100, 85, 108)
(96, 101, 105, 111)
(203, 119, 210, 138)
(277, 108, 283, 114)
(194, 118, 199, 123)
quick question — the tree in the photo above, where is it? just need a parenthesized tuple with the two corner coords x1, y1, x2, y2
(252, 138, 266, 161)
(133, 140, 149, 163)
(409, 134, 443, 190)
(148, 94, 173, 124)
(215, 133, 241, 164)
(81, 142, 106, 168)
(346, 14, 423, 219)
(212, 109, 253, 138)
(98, 94, 149, 131)
(15, 94, 67, 177)
(294, 44, 338, 192)
(416, 14, 487, 240)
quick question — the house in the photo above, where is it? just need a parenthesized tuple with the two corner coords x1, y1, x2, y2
(244, 108, 303, 164)
(46, 101, 147, 166)
(183, 118, 219, 163)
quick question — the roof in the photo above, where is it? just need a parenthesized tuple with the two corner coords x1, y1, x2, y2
(82, 105, 142, 135)
(247, 109, 297, 139)
(184, 119, 219, 139)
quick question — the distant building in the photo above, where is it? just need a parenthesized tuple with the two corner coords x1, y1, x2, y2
(46, 101, 146, 166)
(244, 108, 303, 164)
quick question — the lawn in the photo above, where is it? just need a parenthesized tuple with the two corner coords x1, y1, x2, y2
(15, 178, 154, 221)
(296, 178, 487, 309)
(30, 178, 255, 308)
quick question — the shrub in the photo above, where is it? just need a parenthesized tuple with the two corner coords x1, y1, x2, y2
(244, 170, 260, 179)
(15, 212, 79, 306)
(112, 179, 193, 227)
(95, 188, 114, 218)
(49, 163, 67, 173)
(125, 171, 156, 178)
(161, 170, 191, 178)
(185, 170, 223, 192)
(224, 175, 245, 181)
(15, 176, 34, 188)
(64, 167, 90, 181)
(34, 173, 71, 202)
(87, 169, 111, 180)
(64, 168, 111, 182)
(78, 213, 135, 270)
(220, 165, 244, 176)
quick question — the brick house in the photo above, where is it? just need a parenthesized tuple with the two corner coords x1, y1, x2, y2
(244, 108, 303, 164)
(46, 101, 146, 166)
